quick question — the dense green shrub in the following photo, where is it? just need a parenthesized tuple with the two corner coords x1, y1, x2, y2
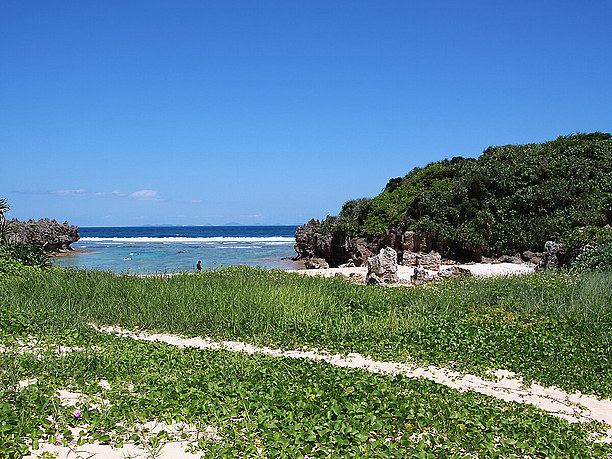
(573, 241, 612, 272)
(0, 247, 47, 278)
(2, 243, 51, 268)
(334, 198, 372, 235)
(0, 247, 27, 277)
(318, 133, 612, 258)
(0, 197, 51, 272)
(562, 225, 612, 253)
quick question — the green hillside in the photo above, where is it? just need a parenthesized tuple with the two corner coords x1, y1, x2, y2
(324, 132, 612, 259)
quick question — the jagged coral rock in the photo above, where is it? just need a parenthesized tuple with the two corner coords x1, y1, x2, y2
(6, 218, 80, 252)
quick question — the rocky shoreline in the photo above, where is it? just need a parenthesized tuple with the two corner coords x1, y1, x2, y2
(292, 219, 587, 286)
(6, 218, 80, 253)
(293, 219, 545, 269)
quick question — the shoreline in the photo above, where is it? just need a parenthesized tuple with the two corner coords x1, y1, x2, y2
(288, 262, 536, 281)
(48, 248, 93, 257)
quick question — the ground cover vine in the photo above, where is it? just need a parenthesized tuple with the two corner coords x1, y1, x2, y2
(2, 267, 611, 396)
(1, 320, 610, 458)
(1, 266, 612, 457)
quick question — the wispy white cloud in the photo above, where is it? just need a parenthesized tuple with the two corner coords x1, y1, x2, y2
(129, 190, 161, 201)
(95, 190, 125, 197)
(190, 199, 203, 203)
(51, 189, 88, 197)
(16, 188, 162, 201)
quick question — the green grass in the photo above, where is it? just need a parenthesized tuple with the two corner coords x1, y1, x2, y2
(2, 267, 611, 396)
(1, 267, 612, 457)
(2, 324, 610, 458)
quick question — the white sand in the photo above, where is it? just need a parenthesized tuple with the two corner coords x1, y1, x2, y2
(288, 262, 535, 282)
(94, 324, 612, 427)
(25, 321, 612, 458)
(23, 264, 612, 458)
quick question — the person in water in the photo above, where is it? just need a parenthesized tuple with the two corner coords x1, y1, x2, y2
(196, 261, 202, 272)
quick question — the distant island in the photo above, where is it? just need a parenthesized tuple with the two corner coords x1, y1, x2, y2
(295, 132, 612, 267)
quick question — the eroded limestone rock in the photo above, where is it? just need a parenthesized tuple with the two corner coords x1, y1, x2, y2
(6, 218, 79, 252)
(366, 247, 399, 284)
(402, 250, 442, 269)
(437, 266, 472, 278)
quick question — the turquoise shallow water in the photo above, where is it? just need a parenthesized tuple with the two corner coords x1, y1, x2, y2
(52, 226, 299, 274)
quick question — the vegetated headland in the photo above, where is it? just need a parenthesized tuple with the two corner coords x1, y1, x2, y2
(1, 133, 612, 458)
(294, 132, 612, 268)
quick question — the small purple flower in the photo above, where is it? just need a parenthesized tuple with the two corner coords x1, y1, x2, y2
(73, 409, 82, 418)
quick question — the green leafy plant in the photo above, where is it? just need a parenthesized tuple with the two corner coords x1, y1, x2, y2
(1, 266, 612, 456)
(0, 197, 9, 244)
(3, 267, 612, 396)
(1, 302, 610, 458)
(573, 241, 612, 272)
(2, 243, 51, 268)
(315, 133, 612, 259)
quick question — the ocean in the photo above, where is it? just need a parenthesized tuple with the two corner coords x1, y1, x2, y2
(52, 226, 300, 274)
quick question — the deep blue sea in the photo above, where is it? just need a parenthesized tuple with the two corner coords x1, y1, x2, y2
(52, 226, 299, 274)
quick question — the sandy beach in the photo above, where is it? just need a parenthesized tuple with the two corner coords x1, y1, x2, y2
(288, 262, 536, 282)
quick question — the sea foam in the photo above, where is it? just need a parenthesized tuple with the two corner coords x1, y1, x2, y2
(79, 236, 295, 245)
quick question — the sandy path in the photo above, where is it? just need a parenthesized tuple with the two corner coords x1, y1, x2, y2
(24, 322, 612, 458)
(95, 324, 612, 430)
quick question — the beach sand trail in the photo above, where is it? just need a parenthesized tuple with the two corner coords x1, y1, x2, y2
(94, 324, 612, 431)
(288, 262, 536, 282)
(24, 322, 612, 458)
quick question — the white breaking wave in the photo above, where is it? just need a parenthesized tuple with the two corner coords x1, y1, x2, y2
(80, 237, 295, 245)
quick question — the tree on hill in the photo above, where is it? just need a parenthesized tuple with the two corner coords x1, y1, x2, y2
(0, 197, 9, 243)
(321, 133, 612, 259)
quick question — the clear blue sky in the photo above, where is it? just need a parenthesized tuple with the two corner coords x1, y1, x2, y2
(2, 1, 611, 226)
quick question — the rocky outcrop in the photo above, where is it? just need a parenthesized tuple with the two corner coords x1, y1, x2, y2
(294, 219, 325, 259)
(537, 241, 571, 270)
(522, 251, 543, 265)
(294, 219, 348, 267)
(411, 267, 433, 284)
(293, 219, 545, 268)
(402, 250, 442, 269)
(498, 252, 523, 264)
(304, 257, 329, 269)
(402, 231, 432, 253)
(6, 218, 80, 252)
(411, 265, 472, 285)
(437, 266, 472, 278)
(366, 247, 399, 285)
(294, 220, 439, 268)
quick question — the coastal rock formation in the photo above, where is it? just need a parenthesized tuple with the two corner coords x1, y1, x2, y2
(538, 241, 571, 270)
(366, 247, 399, 285)
(402, 250, 442, 269)
(294, 219, 347, 266)
(294, 220, 439, 268)
(437, 266, 472, 279)
(304, 257, 329, 269)
(402, 231, 432, 253)
(411, 267, 433, 284)
(498, 252, 523, 264)
(6, 218, 80, 252)
(294, 219, 325, 260)
(345, 237, 378, 267)
(521, 251, 543, 265)
(411, 265, 472, 284)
